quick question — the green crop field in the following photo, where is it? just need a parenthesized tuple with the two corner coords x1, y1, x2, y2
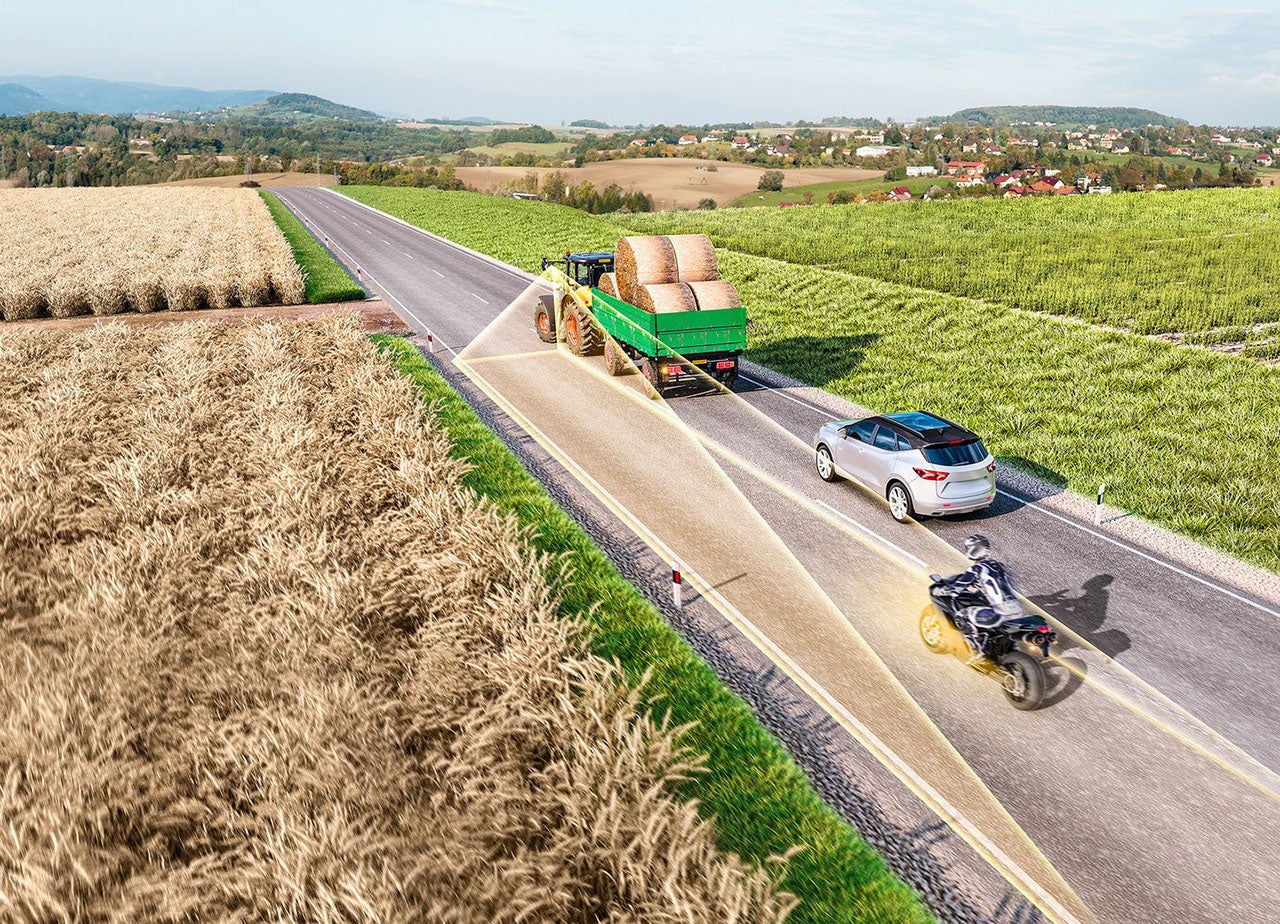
(340, 186, 1280, 573)
(625, 187, 1280, 341)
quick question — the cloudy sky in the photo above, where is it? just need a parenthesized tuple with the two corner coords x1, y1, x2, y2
(6, 0, 1280, 125)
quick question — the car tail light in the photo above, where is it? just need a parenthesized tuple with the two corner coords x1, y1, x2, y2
(913, 467, 949, 481)
(987, 461, 997, 473)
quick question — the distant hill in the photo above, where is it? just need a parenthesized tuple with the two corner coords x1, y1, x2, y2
(236, 93, 385, 123)
(0, 82, 60, 115)
(0, 74, 274, 114)
(937, 105, 1186, 128)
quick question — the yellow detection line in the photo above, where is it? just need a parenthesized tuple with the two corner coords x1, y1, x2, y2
(451, 343, 1093, 924)
(560, 348, 1280, 804)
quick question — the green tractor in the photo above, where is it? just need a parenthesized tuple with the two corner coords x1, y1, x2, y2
(536, 248, 746, 393)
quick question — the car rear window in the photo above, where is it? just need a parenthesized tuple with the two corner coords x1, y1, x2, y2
(923, 440, 988, 466)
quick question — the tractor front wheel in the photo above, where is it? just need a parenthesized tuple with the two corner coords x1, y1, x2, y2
(534, 300, 556, 343)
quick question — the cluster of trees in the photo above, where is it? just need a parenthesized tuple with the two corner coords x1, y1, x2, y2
(512, 171, 652, 214)
(488, 125, 556, 145)
(336, 161, 465, 190)
(0, 111, 480, 187)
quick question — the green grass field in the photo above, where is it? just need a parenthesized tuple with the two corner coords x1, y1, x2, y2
(729, 176, 953, 207)
(375, 337, 934, 924)
(341, 186, 1280, 573)
(626, 187, 1280, 337)
(261, 191, 365, 303)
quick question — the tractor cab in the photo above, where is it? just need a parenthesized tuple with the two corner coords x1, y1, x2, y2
(542, 251, 614, 289)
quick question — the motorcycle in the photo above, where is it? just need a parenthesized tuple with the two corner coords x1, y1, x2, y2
(920, 575, 1058, 711)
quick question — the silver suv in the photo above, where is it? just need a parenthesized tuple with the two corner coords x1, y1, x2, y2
(814, 411, 996, 522)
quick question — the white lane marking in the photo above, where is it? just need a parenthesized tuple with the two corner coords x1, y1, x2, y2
(277, 194, 458, 358)
(383, 239, 393, 245)
(432, 269, 445, 278)
(813, 498, 929, 569)
(999, 490, 1280, 620)
(740, 372, 840, 420)
(324, 189, 535, 286)
(740, 372, 1280, 619)
(364, 228, 373, 234)
(471, 293, 489, 304)
(403, 252, 414, 260)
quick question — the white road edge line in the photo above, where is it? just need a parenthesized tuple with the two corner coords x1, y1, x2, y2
(432, 269, 445, 278)
(277, 194, 459, 358)
(740, 374, 1279, 620)
(471, 293, 489, 304)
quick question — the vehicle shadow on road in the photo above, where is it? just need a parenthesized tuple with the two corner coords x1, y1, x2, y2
(744, 333, 881, 387)
(1031, 575, 1131, 659)
(1041, 654, 1087, 709)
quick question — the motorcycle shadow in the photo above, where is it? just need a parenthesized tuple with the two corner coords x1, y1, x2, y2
(1040, 653, 1087, 708)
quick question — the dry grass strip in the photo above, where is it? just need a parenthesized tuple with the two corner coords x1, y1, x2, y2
(0, 188, 305, 321)
(0, 318, 796, 922)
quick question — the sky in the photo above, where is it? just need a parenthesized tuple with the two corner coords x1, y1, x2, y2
(5, 0, 1280, 126)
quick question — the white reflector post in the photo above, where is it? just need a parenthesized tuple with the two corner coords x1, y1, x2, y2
(1095, 482, 1106, 526)
(672, 561, 683, 610)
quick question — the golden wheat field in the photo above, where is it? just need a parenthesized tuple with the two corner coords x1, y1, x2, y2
(0, 319, 795, 922)
(0, 188, 305, 322)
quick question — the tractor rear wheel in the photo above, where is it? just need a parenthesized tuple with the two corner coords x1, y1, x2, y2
(604, 337, 628, 375)
(562, 297, 602, 356)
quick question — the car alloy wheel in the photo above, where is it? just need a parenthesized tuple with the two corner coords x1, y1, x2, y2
(887, 483, 912, 522)
(816, 447, 834, 480)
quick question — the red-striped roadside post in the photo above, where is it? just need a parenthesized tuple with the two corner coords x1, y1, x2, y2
(1095, 483, 1106, 526)
(427, 330, 435, 354)
(672, 561, 683, 609)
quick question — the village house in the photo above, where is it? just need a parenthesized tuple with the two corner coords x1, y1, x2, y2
(905, 165, 938, 177)
(677, 134, 697, 146)
(856, 144, 902, 158)
(1257, 154, 1275, 168)
(730, 136, 750, 149)
(945, 160, 984, 177)
(889, 186, 912, 201)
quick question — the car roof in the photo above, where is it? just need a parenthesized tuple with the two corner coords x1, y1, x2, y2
(869, 411, 980, 447)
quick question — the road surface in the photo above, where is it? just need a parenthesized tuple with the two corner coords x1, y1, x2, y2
(273, 187, 1280, 924)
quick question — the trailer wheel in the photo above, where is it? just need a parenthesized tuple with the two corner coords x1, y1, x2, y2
(562, 299, 602, 356)
(534, 298, 556, 343)
(604, 337, 627, 375)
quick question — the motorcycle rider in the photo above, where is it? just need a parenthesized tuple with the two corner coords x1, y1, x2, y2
(935, 534, 1024, 662)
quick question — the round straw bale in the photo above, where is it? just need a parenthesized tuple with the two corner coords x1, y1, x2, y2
(668, 234, 719, 282)
(614, 236, 678, 304)
(686, 280, 741, 311)
(597, 272, 619, 298)
(633, 283, 699, 314)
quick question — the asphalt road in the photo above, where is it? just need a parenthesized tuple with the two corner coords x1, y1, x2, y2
(273, 187, 1280, 923)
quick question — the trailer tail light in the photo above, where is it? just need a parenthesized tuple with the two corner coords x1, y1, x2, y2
(716, 360, 735, 370)
(913, 468, 949, 481)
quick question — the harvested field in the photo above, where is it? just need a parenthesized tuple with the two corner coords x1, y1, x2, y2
(0, 188, 305, 321)
(456, 158, 882, 210)
(0, 319, 796, 922)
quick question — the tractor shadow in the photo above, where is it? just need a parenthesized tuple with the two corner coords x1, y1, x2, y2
(745, 333, 881, 387)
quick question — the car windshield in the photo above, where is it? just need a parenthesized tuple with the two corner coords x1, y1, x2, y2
(923, 440, 988, 466)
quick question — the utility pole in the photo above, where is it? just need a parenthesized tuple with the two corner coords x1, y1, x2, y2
(317, 151, 321, 187)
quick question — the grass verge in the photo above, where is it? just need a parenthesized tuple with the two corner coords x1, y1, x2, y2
(375, 335, 935, 924)
(261, 190, 365, 303)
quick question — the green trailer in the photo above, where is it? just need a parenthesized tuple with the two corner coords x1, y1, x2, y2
(536, 250, 747, 393)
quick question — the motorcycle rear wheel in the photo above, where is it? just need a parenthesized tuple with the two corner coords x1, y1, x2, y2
(998, 650, 1045, 711)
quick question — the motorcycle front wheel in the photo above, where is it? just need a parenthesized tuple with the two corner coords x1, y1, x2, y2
(998, 650, 1045, 711)
(919, 607, 962, 655)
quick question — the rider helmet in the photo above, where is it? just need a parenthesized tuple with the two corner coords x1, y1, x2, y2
(963, 534, 991, 560)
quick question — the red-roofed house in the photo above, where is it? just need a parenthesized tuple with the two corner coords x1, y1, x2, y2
(1031, 180, 1056, 193)
(946, 160, 984, 177)
(731, 136, 750, 148)
(1257, 154, 1274, 168)
(1053, 185, 1078, 195)
(889, 186, 912, 201)
(678, 134, 697, 145)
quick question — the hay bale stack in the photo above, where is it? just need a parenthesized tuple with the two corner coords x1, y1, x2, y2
(597, 272, 619, 299)
(687, 280, 741, 311)
(615, 236, 677, 305)
(668, 234, 719, 283)
(633, 283, 700, 314)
